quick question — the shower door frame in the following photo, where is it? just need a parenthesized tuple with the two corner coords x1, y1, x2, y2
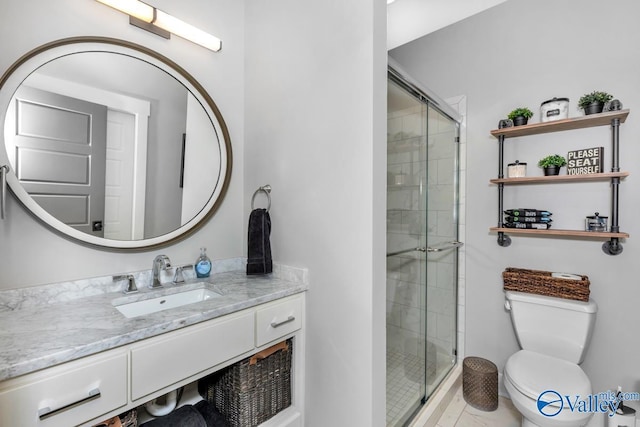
(386, 63, 462, 425)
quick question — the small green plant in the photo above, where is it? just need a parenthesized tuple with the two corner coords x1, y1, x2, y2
(578, 91, 613, 109)
(538, 154, 567, 168)
(507, 107, 534, 120)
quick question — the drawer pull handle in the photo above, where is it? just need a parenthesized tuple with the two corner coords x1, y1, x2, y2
(270, 315, 295, 328)
(38, 388, 101, 420)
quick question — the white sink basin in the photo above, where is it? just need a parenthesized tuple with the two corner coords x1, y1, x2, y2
(115, 288, 222, 318)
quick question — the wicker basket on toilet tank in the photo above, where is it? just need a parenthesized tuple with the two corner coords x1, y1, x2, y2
(502, 267, 590, 302)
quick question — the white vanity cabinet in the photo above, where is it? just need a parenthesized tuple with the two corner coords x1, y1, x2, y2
(256, 294, 303, 347)
(0, 293, 305, 427)
(0, 350, 128, 427)
(131, 310, 255, 401)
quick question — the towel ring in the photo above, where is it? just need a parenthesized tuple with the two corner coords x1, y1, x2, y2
(251, 185, 271, 212)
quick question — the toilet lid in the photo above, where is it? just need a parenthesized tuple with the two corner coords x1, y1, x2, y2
(505, 350, 591, 405)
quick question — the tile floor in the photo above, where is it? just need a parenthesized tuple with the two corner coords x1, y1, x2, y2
(387, 346, 454, 426)
(434, 385, 521, 427)
(387, 349, 426, 426)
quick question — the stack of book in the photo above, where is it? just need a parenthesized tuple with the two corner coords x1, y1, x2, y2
(504, 209, 552, 229)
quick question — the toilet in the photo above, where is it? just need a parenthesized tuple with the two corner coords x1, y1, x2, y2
(503, 290, 598, 427)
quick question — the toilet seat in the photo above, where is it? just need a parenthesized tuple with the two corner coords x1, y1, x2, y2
(505, 350, 591, 402)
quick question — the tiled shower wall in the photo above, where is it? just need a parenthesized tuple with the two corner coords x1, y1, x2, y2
(425, 106, 457, 361)
(386, 96, 467, 369)
(387, 102, 428, 361)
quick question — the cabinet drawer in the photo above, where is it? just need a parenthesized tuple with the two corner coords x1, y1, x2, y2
(0, 351, 127, 427)
(256, 295, 303, 347)
(131, 311, 254, 400)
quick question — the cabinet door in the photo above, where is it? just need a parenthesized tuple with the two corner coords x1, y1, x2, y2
(130, 310, 254, 400)
(256, 295, 303, 347)
(0, 351, 127, 427)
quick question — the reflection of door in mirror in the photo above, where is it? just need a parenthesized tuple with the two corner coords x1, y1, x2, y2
(5, 86, 107, 237)
(104, 110, 137, 240)
(6, 73, 151, 241)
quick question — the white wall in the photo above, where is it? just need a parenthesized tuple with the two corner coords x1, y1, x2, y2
(1, 1, 391, 425)
(391, 0, 640, 417)
(0, 0, 245, 288)
(244, 1, 387, 425)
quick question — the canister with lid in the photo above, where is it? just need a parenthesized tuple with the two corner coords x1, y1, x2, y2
(507, 160, 527, 178)
(585, 212, 608, 232)
(540, 97, 569, 122)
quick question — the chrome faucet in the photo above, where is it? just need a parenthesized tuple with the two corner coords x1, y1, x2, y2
(113, 274, 138, 294)
(173, 264, 194, 285)
(151, 255, 171, 288)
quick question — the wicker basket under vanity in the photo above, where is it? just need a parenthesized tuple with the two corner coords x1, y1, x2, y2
(199, 339, 292, 427)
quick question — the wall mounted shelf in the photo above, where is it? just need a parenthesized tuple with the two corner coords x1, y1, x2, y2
(490, 110, 629, 138)
(490, 109, 630, 255)
(489, 227, 629, 239)
(490, 171, 629, 185)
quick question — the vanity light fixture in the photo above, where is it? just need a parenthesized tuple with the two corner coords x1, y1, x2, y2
(95, 0, 222, 52)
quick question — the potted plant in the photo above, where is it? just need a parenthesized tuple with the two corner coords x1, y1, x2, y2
(538, 154, 567, 176)
(578, 91, 613, 115)
(507, 107, 534, 126)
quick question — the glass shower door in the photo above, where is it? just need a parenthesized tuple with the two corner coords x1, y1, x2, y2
(386, 79, 428, 426)
(423, 104, 459, 397)
(386, 78, 460, 427)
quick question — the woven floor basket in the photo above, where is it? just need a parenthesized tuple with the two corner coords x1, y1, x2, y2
(462, 357, 498, 411)
(503, 267, 590, 302)
(199, 339, 292, 427)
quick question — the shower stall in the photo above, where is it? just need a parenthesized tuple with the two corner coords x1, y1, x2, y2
(386, 63, 462, 426)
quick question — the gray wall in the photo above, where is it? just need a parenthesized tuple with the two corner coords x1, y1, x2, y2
(244, 1, 387, 425)
(144, 76, 187, 238)
(391, 0, 640, 416)
(0, 0, 245, 287)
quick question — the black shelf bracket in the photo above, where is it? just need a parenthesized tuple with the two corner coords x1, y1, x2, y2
(496, 134, 508, 246)
(603, 117, 623, 255)
(497, 232, 512, 247)
(602, 239, 623, 255)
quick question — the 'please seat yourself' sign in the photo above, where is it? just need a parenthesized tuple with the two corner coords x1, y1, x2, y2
(567, 147, 604, 175)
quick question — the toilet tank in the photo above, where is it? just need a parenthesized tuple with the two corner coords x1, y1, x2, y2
(505, 291, 597, 364)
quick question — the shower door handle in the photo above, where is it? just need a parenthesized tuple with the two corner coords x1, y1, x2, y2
(386, 242, 463, 257)
(386, 247, 426, 257)
(425, 241, 464, 252)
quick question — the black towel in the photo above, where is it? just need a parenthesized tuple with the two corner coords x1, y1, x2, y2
(141, 405, 207, 427)
(246, 208, 273, 275)
(194, 400, 230, 427)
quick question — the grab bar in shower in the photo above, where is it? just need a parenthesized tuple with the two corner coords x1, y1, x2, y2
(386, 241, 463, 257)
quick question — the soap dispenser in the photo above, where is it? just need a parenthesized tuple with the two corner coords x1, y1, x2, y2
(195, 247, 212, 278)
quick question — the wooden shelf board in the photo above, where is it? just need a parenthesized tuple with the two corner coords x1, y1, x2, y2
(490, 110, 629, 138)
(490, 227, 629, 239)
(490, 171, 629, 185)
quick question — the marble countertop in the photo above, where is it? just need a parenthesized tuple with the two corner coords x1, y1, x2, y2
(0, 262, 307, 382)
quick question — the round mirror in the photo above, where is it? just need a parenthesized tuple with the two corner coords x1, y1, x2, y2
(0, 37, 231, 249)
